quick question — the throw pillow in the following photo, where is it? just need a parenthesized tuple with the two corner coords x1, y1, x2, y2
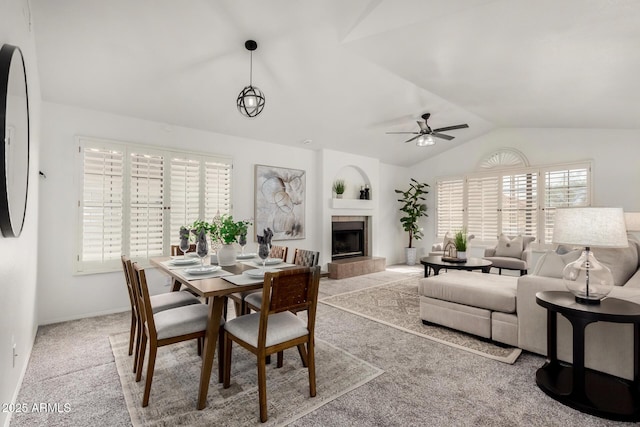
(494, 234, 523, 258)
(592, 239, 638, 286)
(533, 250, 581, 278)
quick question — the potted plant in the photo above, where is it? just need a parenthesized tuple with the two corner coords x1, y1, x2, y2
(395, 178, 430, 265)
(332, 179, 345, 198)
(454, 229, 468, 260)
(214, 214, 252, 266)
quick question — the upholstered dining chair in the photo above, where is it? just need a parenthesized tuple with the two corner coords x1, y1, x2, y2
(229, 245, 290, 316)
(130, 262, 224, 407)
(121, 256, 201, 374)
(244, 248, 319, 312)
(223, 266, 321, 423)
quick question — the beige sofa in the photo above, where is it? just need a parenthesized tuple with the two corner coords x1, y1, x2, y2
(419, 236, 640, 380)
(517, 236, 640, 380)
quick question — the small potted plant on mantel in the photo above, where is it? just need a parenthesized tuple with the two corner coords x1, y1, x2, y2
(395, 178, 430, 265)
(332, 179, 346, 198)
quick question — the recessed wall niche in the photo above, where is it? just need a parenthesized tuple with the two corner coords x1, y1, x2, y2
(333, 165, 370, 200)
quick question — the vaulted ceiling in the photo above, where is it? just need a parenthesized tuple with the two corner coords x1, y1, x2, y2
(30, 0, 640, 166)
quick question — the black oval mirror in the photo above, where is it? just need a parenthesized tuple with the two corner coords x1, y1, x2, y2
(0, 44, 30, 238)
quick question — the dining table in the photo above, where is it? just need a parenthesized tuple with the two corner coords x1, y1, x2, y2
(149, 255, 296, 410)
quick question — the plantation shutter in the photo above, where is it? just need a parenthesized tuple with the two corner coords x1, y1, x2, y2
(79, 145, 124, 270)
(501, 172, 537, 237)
(436, 179, 464, 238)
(204, 160, 232, 220)
(170, 157, 201, 242)
(543, 166, 590, 243)
(467, 176, 499, 240)
(129, 151, 165, 258)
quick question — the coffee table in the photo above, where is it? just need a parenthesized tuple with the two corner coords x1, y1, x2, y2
(420, 256, 493, 277)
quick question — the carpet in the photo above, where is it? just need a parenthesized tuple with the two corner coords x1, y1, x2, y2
(320, 276, 522, 364)
(109, 332, 383, 426)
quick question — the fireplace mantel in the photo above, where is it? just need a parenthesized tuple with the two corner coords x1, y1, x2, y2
(330, 198, 374, 210)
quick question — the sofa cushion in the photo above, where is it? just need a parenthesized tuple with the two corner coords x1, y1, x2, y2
(532, 250, 582, 279)
(592, 240, 639, 286)
(495, 234, 523, 258)
(419, 272, 518, 313)
(483, 256, 527, 271)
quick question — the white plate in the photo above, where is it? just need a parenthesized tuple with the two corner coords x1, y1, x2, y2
(244, 268, 279, 278)
(170, 257, 199, 265)
(236, 253, 257, 260)
(254, 258, 282, 266)
(184, 265, 221, 275)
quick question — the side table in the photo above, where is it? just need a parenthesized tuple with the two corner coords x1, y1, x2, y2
(536, 291, 640, 421)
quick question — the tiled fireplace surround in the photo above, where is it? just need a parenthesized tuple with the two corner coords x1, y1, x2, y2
(328, 215, 385, 279)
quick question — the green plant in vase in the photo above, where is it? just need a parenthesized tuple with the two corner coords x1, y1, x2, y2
(216, 214, 253, 266)
(333, 179, 345, 198)
(454, 229, 468, 259)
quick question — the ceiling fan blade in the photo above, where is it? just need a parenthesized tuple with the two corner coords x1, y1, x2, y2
(432, 124, 469, 133)
(404, 135, 422, 143)
(417, 121, 428, 132)
(431, 132, 455, 141)
(386, 131, 420, 134)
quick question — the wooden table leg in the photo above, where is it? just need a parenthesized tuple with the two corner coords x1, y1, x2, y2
(197, 295, 224, 410)
(171, 279, 182, 292)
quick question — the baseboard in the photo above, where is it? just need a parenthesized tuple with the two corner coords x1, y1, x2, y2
(39, 306, 129, 326)
(3, 333, 35, 427)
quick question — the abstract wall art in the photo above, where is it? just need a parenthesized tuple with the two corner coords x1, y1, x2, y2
(254, 164, 305, 240)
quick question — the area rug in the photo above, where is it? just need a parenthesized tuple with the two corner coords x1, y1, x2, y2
(320, 276, 522, 364)
(109, 332, 383, 426)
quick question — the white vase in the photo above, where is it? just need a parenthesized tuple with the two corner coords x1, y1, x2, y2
(457, 251, 467, 260)
(217, 243, 236, 266)
(405, 247, 418, 266)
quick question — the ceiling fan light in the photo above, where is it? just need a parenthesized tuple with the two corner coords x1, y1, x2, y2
(425, 135, 435, 145)
(416, 135, 427, 146)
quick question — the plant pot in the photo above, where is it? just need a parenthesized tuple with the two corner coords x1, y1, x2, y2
(336, 194, 343, 199)
(405, 247, 418, 266)
(457, 251, 467, 260)
(217, 243, 236, 266)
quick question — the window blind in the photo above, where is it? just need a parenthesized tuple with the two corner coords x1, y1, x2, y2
(467, 175, 499, 240)
(436, 179, 464, 238)
(77, 137, 233, 274)
(501, 172, 537, 237)
(543, 167, 590, 243)
(80, 146, 124, 269)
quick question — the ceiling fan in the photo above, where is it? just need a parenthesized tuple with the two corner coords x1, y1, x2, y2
(386, 113, 469, 146)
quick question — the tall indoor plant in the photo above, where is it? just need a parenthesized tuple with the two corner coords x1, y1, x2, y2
(395, 178, 430, 265)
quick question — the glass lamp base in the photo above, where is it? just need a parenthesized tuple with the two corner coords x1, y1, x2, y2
(562, 249, 614, 305)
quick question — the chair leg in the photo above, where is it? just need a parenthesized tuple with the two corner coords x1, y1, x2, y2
(258, 353, 268, 423)
(142, 344, 157, 407)
(218, 330, 225, 383)
(307, 340, 316, 398)
(197, 337, 202, 356)
(277, 351, 283, 368)
(297, 343, 308, 367)
(133, 317, 143, 374)
(128, 312, 136, 356)
(223, 334, 232, 388)
(498, 268, 502, 275)
(233, 300, 243, 317)
(135, 333, 147, 382)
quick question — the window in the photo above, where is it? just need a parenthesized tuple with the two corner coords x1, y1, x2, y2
(76, 137, 232, 273)
(436, 162, 591, 244)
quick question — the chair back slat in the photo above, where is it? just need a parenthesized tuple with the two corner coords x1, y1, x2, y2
(132, 263, 157, 339)
(121, 255, 137, 311)
(292, 249, 319, 267)
(269, 245, 288, 262)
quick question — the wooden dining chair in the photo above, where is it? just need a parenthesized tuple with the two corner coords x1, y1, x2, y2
(121, 256, 201, 375)
(244, 248, 320, 313)
(269, 245, 288, 262)
(223, 266, 321, 423)
(131, 262, 225, 407)
(229, 245, 290, 317)
(170, 243, 196, 256)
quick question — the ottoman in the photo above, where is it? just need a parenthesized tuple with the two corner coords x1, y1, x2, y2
(418, 271, 518, 346)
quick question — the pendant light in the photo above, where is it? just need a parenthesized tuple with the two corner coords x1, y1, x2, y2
(237, 40, 265, 118)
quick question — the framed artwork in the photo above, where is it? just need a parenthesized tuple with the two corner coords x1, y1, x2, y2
(254, 164, 305, 240)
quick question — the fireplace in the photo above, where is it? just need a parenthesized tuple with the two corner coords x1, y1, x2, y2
(332, 221, 365, 260)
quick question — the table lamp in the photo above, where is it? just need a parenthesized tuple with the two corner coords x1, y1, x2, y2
(552, 207, 628, 304)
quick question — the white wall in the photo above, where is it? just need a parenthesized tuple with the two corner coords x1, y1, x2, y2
(409, 128, 640, 252)
(37, 102, 320, 324)
(0, 1, 41, 426)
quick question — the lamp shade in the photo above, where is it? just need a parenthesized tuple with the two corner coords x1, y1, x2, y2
(552, 207, 628, 248)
